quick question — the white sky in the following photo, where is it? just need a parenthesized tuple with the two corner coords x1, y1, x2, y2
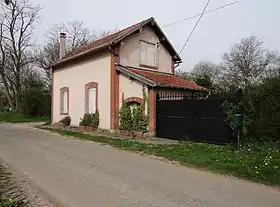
(31, 0, 280, 71)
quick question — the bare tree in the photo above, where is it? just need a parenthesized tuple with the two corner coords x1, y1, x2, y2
(38, 21, 116, 87)
(191, 61, 221, 87)
(263, 51, 280, 78)
(221, 36, 272, 90)
(0, 0, 40, 111)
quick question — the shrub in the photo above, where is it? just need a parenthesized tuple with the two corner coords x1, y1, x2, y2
(60, 116, 71, 126)
(119, 103, 148, 132)
(22, 71, 51, 117)
(242, 77, 280, 141)
(119, 103, 133, 131)
(79, 112, 99, 127)
(132, 104, 148, 132)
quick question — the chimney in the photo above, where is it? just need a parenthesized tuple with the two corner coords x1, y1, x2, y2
(59, 32, 66, 59)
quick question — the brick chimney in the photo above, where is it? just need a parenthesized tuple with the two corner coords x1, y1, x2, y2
(59, 32, 66, 59)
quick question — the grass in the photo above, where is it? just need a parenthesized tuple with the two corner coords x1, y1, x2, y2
(38, 126, 280, 187)
(0, 112, 49, 123)
(0, 163, 27, 207)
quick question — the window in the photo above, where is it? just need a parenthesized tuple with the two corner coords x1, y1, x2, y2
(140, 40, 158, 68)
(60, 87, 69, 115)
(85, 82, 98, 114)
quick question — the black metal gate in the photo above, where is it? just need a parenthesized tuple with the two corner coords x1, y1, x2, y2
(156, 93, 232, 144)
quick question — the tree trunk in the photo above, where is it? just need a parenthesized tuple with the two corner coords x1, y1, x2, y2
(1, 75, 14, 110)
(15, 91, 21, 113)
(3, 89, 13, 110)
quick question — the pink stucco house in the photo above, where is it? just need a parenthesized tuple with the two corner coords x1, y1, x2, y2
(52, 17, 205, 134)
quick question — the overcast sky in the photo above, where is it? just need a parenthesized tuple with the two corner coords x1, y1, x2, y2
(32, 0, 279, 71)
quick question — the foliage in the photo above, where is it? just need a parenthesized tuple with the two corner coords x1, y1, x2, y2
(0, 0, 40, 112)
(0, 112, 49, 123)
(222, 101, 242, 131)
(242, 77, 280, 141)
(38, 21, 116, 87)
(119, 102, 148, 132)
(0, 163, 27, 207)
(176, 61, 220, 89)
(194, 73, 213, 89)
(191, 61, 221, 89)
(40, 126, 280, 186)
(79, 112, 99, 127)
(175, 70, 192, 80)
(119, 103, 133, 131)
(221, 36, 273, 91)
(0, 198, 24, 207)
(222, 76, 280, 142)
(59, 116, 71, 126)
(132, 105, 148, 132)
(22, 71, 51, 116)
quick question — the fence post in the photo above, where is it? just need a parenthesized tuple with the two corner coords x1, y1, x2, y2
(155, 93, 160, 137)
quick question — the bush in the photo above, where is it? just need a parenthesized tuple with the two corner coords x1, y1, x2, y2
(119, 103, 148, 132)
(79, 112, 99, 127)
(59, 116, 71, 126)
(22, 71, 51, 116)
(132, 105, 148, 132)
(119, 103, 133, 131)
(224, 77, 280, 142)
(242, 77, 280, 141)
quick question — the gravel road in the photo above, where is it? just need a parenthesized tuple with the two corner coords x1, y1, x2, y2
(0, 123, 279, 207)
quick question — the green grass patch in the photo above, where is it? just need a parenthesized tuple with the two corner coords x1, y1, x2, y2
(0, 112, 49, 123)
(39, 127, 280, 186)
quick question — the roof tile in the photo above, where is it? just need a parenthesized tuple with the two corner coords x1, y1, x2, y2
(62, 18, 152, 60)
(128, 68, 207, 90)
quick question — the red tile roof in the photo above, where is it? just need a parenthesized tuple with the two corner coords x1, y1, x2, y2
(63, 18, 152, 60)
(53, 17, 181, 67)
(128, 68, 207, 90)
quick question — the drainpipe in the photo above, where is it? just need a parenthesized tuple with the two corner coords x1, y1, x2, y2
(109, 44, 118, 56)
(174, 61, 182, 69)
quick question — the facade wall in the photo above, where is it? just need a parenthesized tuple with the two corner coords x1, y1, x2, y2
(52, 52, 111, 129)
(119, 74, 144, 108)
(119, 26, 173, 74)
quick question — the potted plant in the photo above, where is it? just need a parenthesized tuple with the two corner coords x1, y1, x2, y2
(79, 112, 99, 132)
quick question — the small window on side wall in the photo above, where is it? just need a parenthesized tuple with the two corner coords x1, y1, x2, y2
(85, 82, 98, 114)
(60, 87, 69, 115)
(140, 40, 158, 69)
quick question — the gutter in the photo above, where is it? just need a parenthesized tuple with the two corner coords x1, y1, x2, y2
(116, 65, 155, 86)
(154, 84, 208, 92)
(52, 44, 111, 68)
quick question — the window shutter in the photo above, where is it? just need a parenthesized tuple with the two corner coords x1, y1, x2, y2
(147, 44, 155, 66)
(140, 41, 157, 67)
(63, 91, 68, 113)
(88, 88, 97, 113)
(140, 42, 147, 64)
(60, 92, 64, 113)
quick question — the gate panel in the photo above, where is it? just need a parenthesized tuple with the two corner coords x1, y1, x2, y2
(156, 93, 232, 144)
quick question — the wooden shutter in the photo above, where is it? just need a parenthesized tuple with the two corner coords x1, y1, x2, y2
(88, 87, 97, 113)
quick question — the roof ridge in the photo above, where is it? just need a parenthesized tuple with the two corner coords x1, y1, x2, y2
(64, 17, 154, 58)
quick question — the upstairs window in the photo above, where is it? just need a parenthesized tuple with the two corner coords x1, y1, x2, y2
(85, 82, 98, 114)
(60, 87, 69, 115)
(140, 40, 158, 69)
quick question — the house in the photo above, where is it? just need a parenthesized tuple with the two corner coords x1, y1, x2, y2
(52, 17, 206, 134)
